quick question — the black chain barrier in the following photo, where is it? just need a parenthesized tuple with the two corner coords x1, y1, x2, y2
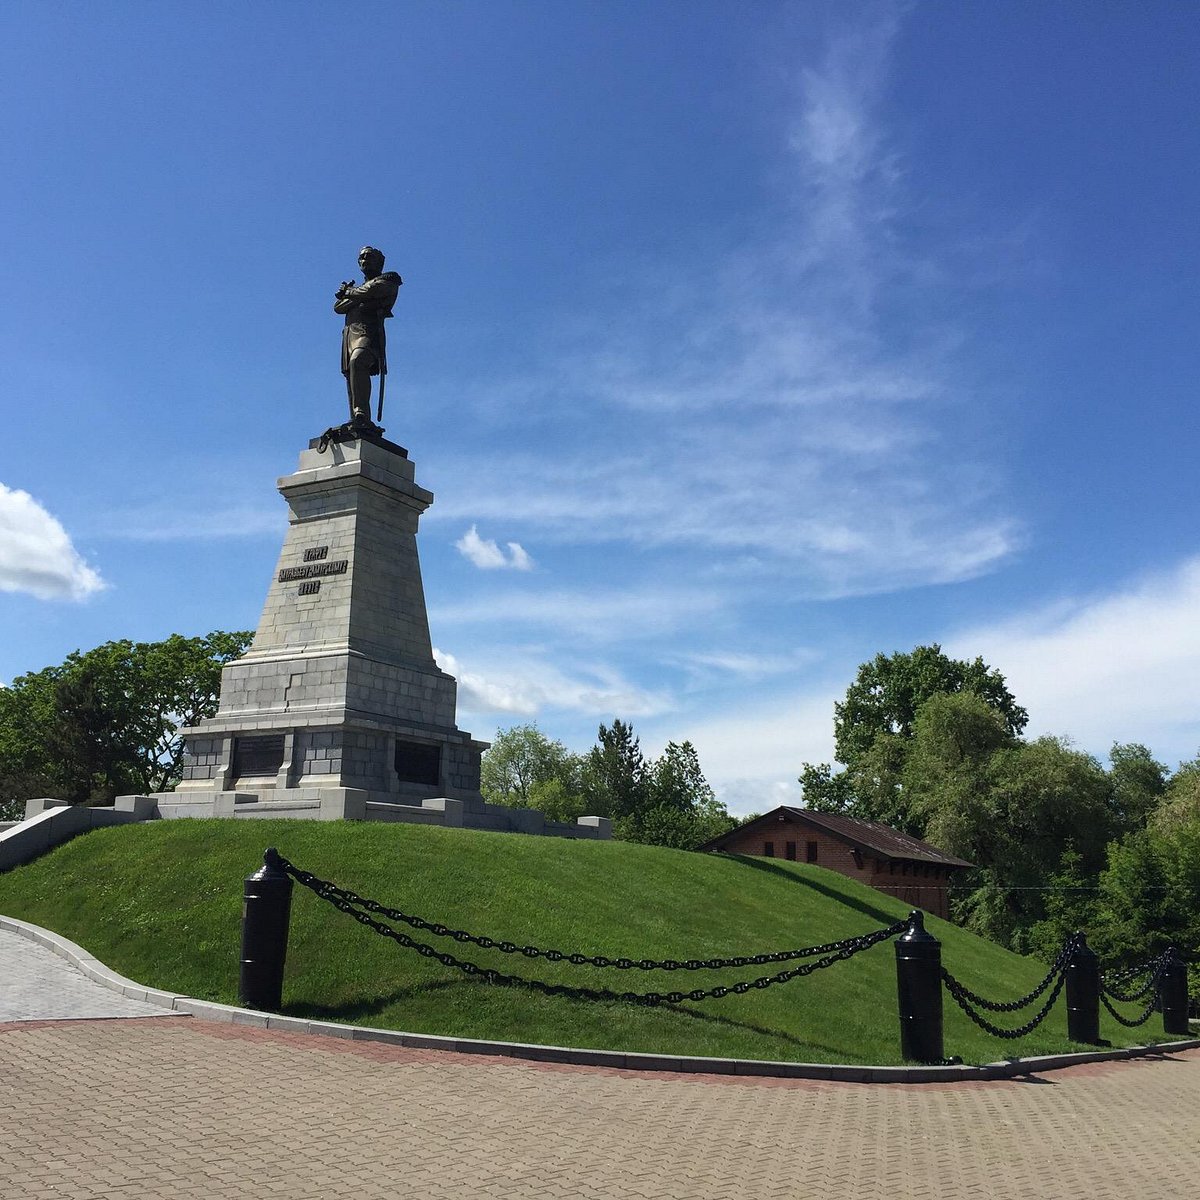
(1098, 955, 1169, 1027)
(938, 936, 1081, 1040)
(1100, 952, 1167, 1003)
(1099, 986, 1160, 1028)
(277, 856, 907, 1006)
(277, 856, 906, 974)
(1103, 958, 1154, 987)
(942, 964, 1069, 1040)
(941, 935, 1081, 1014)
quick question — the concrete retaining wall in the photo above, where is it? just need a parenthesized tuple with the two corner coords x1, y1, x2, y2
(0, 792, 611, 873)
(0, 797, 157, 872)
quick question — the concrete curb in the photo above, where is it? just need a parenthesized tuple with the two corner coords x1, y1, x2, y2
(2, 913, 1197, 1082)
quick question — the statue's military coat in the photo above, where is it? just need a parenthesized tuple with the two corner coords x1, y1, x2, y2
(334, 271, 402, 377)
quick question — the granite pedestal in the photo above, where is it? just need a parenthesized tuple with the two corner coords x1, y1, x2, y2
(136, 436, 607, 840)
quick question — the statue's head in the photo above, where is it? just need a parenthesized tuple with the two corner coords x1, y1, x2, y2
(358, 245, 385, 273)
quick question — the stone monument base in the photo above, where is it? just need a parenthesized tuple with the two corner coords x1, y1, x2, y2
(119, 789, 610, 839)
(138, 435, 611, 841)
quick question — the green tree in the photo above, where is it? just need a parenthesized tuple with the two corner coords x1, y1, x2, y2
(903, 691, 1014, 850)
(1107, 742, 1169, 835)
(800, 644, 1028, 829)
(0, 663, 63, 810)
(45, 657, 142, 802)
(582, 719, 648, 820)
(0, 631, 252, 806)
(834, 644, 1028, 765)
(1153, 752, 1200, 832)
(1025, 848, 1102, 964)
(616, 738, 735, 849)
(479, 724, 582, 808)
(647, 741, 713, 813)
(479, 719, 736, 850)
(525, 776, 590, 824)
(1092, 817, 1200, 1012)
(905, 702, 1116, 950)
(796, 762, 856, 813)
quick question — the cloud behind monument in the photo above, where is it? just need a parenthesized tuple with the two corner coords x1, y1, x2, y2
(0, 484, 105, 602)
(427, 9, 1023, 603)
(455, 524, 534, 571)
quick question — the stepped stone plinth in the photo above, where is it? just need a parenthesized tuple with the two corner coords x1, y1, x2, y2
(138, 434, 608, 840)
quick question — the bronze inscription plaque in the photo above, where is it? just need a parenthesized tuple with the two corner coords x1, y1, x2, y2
(279, 559, 348, 582)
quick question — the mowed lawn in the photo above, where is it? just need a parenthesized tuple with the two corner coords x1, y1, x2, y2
(0, 819, 1180, 1064)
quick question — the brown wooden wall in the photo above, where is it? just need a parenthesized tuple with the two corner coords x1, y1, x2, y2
(715, 819, 955, 920)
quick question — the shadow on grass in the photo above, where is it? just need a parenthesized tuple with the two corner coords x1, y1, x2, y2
(284, 977, 463, 1022)
(661, 999, 855, 1060)
(726, 854, 904, 927)
(284, 973, 853, 1062)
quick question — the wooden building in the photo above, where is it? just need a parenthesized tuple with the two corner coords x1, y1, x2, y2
(699, 806, 972, 920)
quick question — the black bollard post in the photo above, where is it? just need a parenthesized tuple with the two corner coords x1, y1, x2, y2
(1160, 946, 1190, 1036)
(895, 910, 944, 1063)
(1065, 932, 1100, 1045)
(239, 847, 294, 1012)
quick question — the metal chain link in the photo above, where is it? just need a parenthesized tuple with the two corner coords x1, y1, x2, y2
(1103, 954, 1161, 987)
(1099, 986, 1160, 1028)
(1099, 957, 1167, 1026)
(1101, 969, 1164, 1004)
(279, 857, 905, 1005)
(939, 935, 1080, 1014)
(1100, 952, 1168, 1003)
(279, 856, 907, 974)
(942, 965, 1068, 1039)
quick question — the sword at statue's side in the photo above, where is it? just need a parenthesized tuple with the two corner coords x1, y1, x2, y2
(377, 325, 387, 424)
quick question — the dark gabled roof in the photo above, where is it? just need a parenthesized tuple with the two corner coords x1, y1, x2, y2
(779, 808, 973, 868)
(700, 805, 973, 869)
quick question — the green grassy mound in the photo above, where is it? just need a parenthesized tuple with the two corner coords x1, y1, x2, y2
(0, 820, 1179, 1065)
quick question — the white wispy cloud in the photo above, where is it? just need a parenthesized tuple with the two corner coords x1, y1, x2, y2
(431, 583, 725, 642)
(947, 555, 1200, 766)
(454, 525, 534, 571)
(95, 505, 285, 541)
(434, 4, 1021, 600)
(667, 647, 819, 686)
(433, 647, 672, 719)
(648, 553, 1200, 817)
(0, 483, 105, 601)
(645, 684, 843, 817)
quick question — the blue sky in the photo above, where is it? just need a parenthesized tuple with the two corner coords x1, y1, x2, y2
(3, 1, 1199, 813)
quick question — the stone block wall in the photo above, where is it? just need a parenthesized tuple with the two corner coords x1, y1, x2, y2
(294, 729, 390, 790)
(180, 736, 224, 785)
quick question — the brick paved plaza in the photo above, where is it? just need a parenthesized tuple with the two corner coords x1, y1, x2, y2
(2, 925, 1198, 1198)
(1, 1013, 1197, 1198)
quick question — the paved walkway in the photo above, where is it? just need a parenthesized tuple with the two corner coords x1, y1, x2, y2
(1, 928, 1199, 1198)
(0, 929, 170, 1022)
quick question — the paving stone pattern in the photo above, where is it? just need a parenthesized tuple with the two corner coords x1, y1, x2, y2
(0, 929, 170, 1022)
(2, 1014, 1198, 1199)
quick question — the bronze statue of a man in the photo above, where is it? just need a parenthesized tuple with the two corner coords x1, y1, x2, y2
(334, 246, 402, 427)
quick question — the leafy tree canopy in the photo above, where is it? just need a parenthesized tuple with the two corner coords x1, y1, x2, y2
(583, 718, 648, 821)
(800, 644, 1027, 827)
(902, 693, 1118, 949)
(0, 631, 251, 807)
(834, 643, 1028, 769)
(1107, 742, 1169, 834)
(1151, 751, 1200, 832)
(479, 723, 580, 808)
(479, 720, 735, 850)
